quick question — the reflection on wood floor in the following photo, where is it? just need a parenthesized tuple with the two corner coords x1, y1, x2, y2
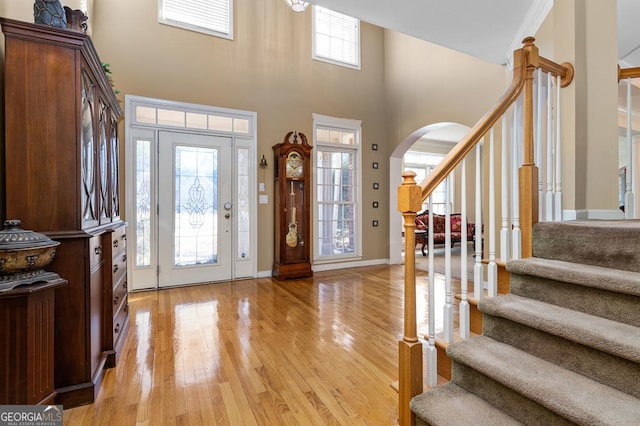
(64, 264, 457, 425)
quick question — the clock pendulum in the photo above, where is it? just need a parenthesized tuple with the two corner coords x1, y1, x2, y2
(286, 181, 298, 247)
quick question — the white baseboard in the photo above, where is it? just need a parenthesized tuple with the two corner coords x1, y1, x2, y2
(257, 258, 390, 278)
(563, 209, 626, 220)
(312, 258, 388, 272)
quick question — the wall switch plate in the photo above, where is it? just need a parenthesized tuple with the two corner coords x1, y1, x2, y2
(259, 195, 268, 204)
(259, 182, 265, 192)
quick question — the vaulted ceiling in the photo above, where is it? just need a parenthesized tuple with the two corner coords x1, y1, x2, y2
(305, 0, 640, 146)
(310, 0, 640, 67)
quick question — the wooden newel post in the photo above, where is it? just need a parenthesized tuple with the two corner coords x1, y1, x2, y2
(398, 171, 423, 426)
(520, 37, 540, 258)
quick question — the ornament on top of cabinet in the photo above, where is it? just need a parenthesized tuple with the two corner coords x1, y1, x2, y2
(64, 6, 88, 33)
(33, 0, 67, 29)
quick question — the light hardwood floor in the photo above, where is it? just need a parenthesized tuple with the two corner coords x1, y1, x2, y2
(63, 263, 448, 425)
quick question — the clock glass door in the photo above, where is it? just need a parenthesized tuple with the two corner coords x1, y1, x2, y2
(158, 131, 232, 287)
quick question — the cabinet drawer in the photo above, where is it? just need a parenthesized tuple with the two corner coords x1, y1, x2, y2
(89, 235, 104, 269)
(111, 226, 127, 253)
(112, 250, 127, 285)
(112, 277, 128, 312)
(113, 295, 128, 344)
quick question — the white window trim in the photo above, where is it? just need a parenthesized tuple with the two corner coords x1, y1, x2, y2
(312, 6, 361, 70)
(312, 113, 363, 264)
(158, 0, 234, 40)
(124, 95, 257, 290)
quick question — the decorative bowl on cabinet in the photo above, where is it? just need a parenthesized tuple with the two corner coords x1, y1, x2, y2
(0, 219, 61, 291)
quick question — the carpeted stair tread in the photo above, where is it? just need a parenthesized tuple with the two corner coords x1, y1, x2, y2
(479, 294, 640, 363)
(411, 382, 524, 426)
(506, 257, 640, 297)
(532, 220, 640, 272)
(447, 336, 640, 424)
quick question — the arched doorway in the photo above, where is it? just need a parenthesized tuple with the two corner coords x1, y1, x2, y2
(388, 122, 470, 264)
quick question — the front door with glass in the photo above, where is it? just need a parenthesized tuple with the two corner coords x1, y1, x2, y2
(157, 131, 232, 287)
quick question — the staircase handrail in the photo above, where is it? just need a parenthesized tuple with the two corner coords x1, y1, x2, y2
(397, 37, 574, 426)
(618, 66, 640, 81)
(420, 38, 573, 202)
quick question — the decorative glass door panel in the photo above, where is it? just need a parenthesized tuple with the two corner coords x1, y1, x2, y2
(110, 117, 121, 220)
(81, 69, 97, 227)
(174, 146, 217, 266)
(158, 132, 232, 287)
(98, 100, 109, 222)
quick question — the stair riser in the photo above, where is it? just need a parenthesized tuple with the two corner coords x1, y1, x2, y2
(451, 363, 573, 426)
(510, 274, 640, 327)
(435, 343, 452, 381)
(532, 222, 640, 273)
(482, 314, 640, 398)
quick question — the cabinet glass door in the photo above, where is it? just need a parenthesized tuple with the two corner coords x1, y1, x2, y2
(81, 70, 98, 227)
(98, 100, 109, 222)
(110, 116, 121, 220)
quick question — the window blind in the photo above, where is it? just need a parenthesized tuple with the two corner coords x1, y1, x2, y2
(313, 7, 360, 69)
(160, 0, 232, 38)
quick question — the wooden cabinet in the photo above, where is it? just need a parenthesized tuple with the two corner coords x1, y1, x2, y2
(104, 223, 128, 368)
(0, 279, 68, 405)
(1, 18, 128, 408)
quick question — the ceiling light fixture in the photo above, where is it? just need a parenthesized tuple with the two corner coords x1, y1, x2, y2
(285, 0, 309, 12)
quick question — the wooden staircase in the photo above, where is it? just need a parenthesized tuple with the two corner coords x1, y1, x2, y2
(411, 220, 640, 425)
(436, 261, 510, 380)
(396, 38, 575, 426)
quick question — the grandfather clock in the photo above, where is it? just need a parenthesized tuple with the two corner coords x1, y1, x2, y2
(272, 131, 313, 280)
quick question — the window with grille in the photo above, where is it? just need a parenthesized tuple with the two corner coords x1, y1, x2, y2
(313, 114, 362, 261)
(312, 6, 360, 69)
(159, 0, 233, 40)
(403, 151, 452, 214)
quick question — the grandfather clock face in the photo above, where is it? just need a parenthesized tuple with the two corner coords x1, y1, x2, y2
(285, 151, 304, 179)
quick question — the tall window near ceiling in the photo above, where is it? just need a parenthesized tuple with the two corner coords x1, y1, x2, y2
(313, 114, 362, 261)
(159, 0, 233, 39)
(312, 6, 360, 69)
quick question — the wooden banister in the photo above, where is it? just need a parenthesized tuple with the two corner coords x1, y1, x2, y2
(520, 38, 539, 258)
(420, 48, 526, 201)
(618, 66, 640, 81)
(539, 58, 574, 87)
(420, 38, 573, 202)
(397, 172, 423, 426)
(397, 37, 574, 426)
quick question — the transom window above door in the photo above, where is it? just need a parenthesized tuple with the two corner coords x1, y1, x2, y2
(133, 104, 251, 136)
